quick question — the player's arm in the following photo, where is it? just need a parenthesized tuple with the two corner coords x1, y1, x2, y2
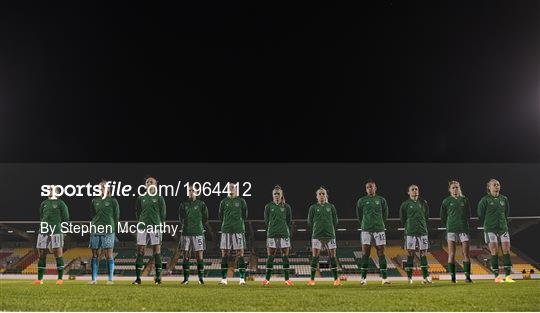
(218, 199, 224, 221)
(465, 197, 471, 221)
(241, 198, 248, 220)
(440, 201, 447, 228)
(178, 202, 185, 228)
(159, 196, 167, 222)
(135, 197, 141, 221)
(263, 204, 269, 226)
(477, 198, 486, 224)
(505, 196, 510, 219)
(286, 203, 292, 230)
(60, 200, 70, 222)
(332, 204, 338, 227)
(307, 205, 314, 232)
(202, 201, 209, 225)
(113, 198, 120, 226)
(382, 197, 389, 224)
(424, 199, 429, 222)
(356, 199, 363, 228)
(399, 202, 407, 226)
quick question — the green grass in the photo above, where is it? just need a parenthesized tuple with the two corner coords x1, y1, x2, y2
(1, 279, 540, 311)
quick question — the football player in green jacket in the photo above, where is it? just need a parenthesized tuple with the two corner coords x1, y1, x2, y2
(263, 185, 293, 286)
(356, 179, 390, 285)
(400, 185, 432, 284)
(440, 180, 472, 283)
(218, 183, 248, 285)
(133, 176, 167, 285)
(478, 179, 515, 283)
(307, 187, 340, 286)
(178, 184, 209, 285)
(34, 185, 69, 285)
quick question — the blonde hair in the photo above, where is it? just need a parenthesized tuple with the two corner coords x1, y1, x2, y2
(273, 185, 285, 204)
(316, 186, 328, 203)
(448, 180, 463, 197)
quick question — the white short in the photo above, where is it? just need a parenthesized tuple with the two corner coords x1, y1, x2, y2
(447, 232, 470, 243)
(136, 230, 162, 246)
(361, 231, 386, 246)
(311, 238, 337, 250)
(220, 233, 246, 250)
(36, 234, 64, 249)
(267, 237, 291, 249)
(180, 235, 205, 252)
(484, 232, 510, 244)
(405, 235, 429, 250)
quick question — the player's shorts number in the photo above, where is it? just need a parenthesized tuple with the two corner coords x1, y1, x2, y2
(311, 238, 337, 250)
(361, 231, 386, 246)
(447, 232, 469, 243)
(136, 231, 162, 246)
(484, 231, 510, 244)
(180, 235, 205, 252)
(267, 237, 291, 249)
(36, 233, 64, 249)
(406, 235, 429, 250)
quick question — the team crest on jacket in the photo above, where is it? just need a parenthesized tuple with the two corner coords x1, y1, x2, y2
(280, 207, 285, 212)
(52, 204, 58, 209)
(194, 205, 198, 210)
(326, 207, 330, 212)
(105, 202, 109, 206)
(152, 199, 157, 203)
(235, 202, 239, 207)
(500, 200, 505, 205)
(375, 200, 380, 205)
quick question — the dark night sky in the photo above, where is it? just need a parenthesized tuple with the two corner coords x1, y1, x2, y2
(0, 1, 539, 162)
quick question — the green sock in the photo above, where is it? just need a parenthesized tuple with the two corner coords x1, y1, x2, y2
(283, 256, 290, 281)
(448, 262, 456, 280)
(361, 253, 370, 279)
(491, 255, 499, 277)
(182, 258, 190, 281)
(154, 253, 162, 279)
(463, 261, 470, 279)
(330, 257, 338, 280)
(406, 255, 414, 279)
(379, 255, 388, 279)
(37, 256, 46, 280)
(503, 254, 512, 276)
(420, 255, 428, 279)
(265, 256, 274, 281)
(56, 257, 64, 280)
(221, 257, 228, 279)
(135, 253, 144, 280)
(310, 256, 319, 280)
(237, 256, 246, 279)
(197, 260, 204, 280)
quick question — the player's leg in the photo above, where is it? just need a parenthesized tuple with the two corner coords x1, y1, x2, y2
(195, 249, 205, 284)
(375, 233, 389, 284)
(181, 238, 190, 284)
(282, 246, 293, 285)
(329, 246, 340, 285)
(52, 234, 65, 285)
(486, 232, 502, 282)
(152, 243, 162, 284)
(461, 235, 472, 283)
(447, 234, 456, 283)
(90, 248, 100, 284)
(360, 243, 371, 284)
(220, 249, 229, 284)
(419, 236, 430, 284)
(406, 249, 415, 284)
(104, 247, 114, 283)
(500, 233, 514, 282)
(309, 244, 320, 285)
(236, 248, 246, 284)
(53, 247, 64, 284)
(264, 246, 276, 284)
(133, 244, 145, 284)
(35, 248, 47, 284)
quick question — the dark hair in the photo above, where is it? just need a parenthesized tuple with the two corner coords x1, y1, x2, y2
(364, 179, 376, 185)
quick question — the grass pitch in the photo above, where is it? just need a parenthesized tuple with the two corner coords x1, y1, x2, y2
(1, 279, 540, 311)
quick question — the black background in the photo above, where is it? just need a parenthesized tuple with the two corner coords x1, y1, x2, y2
(0, 1, 539, 162)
